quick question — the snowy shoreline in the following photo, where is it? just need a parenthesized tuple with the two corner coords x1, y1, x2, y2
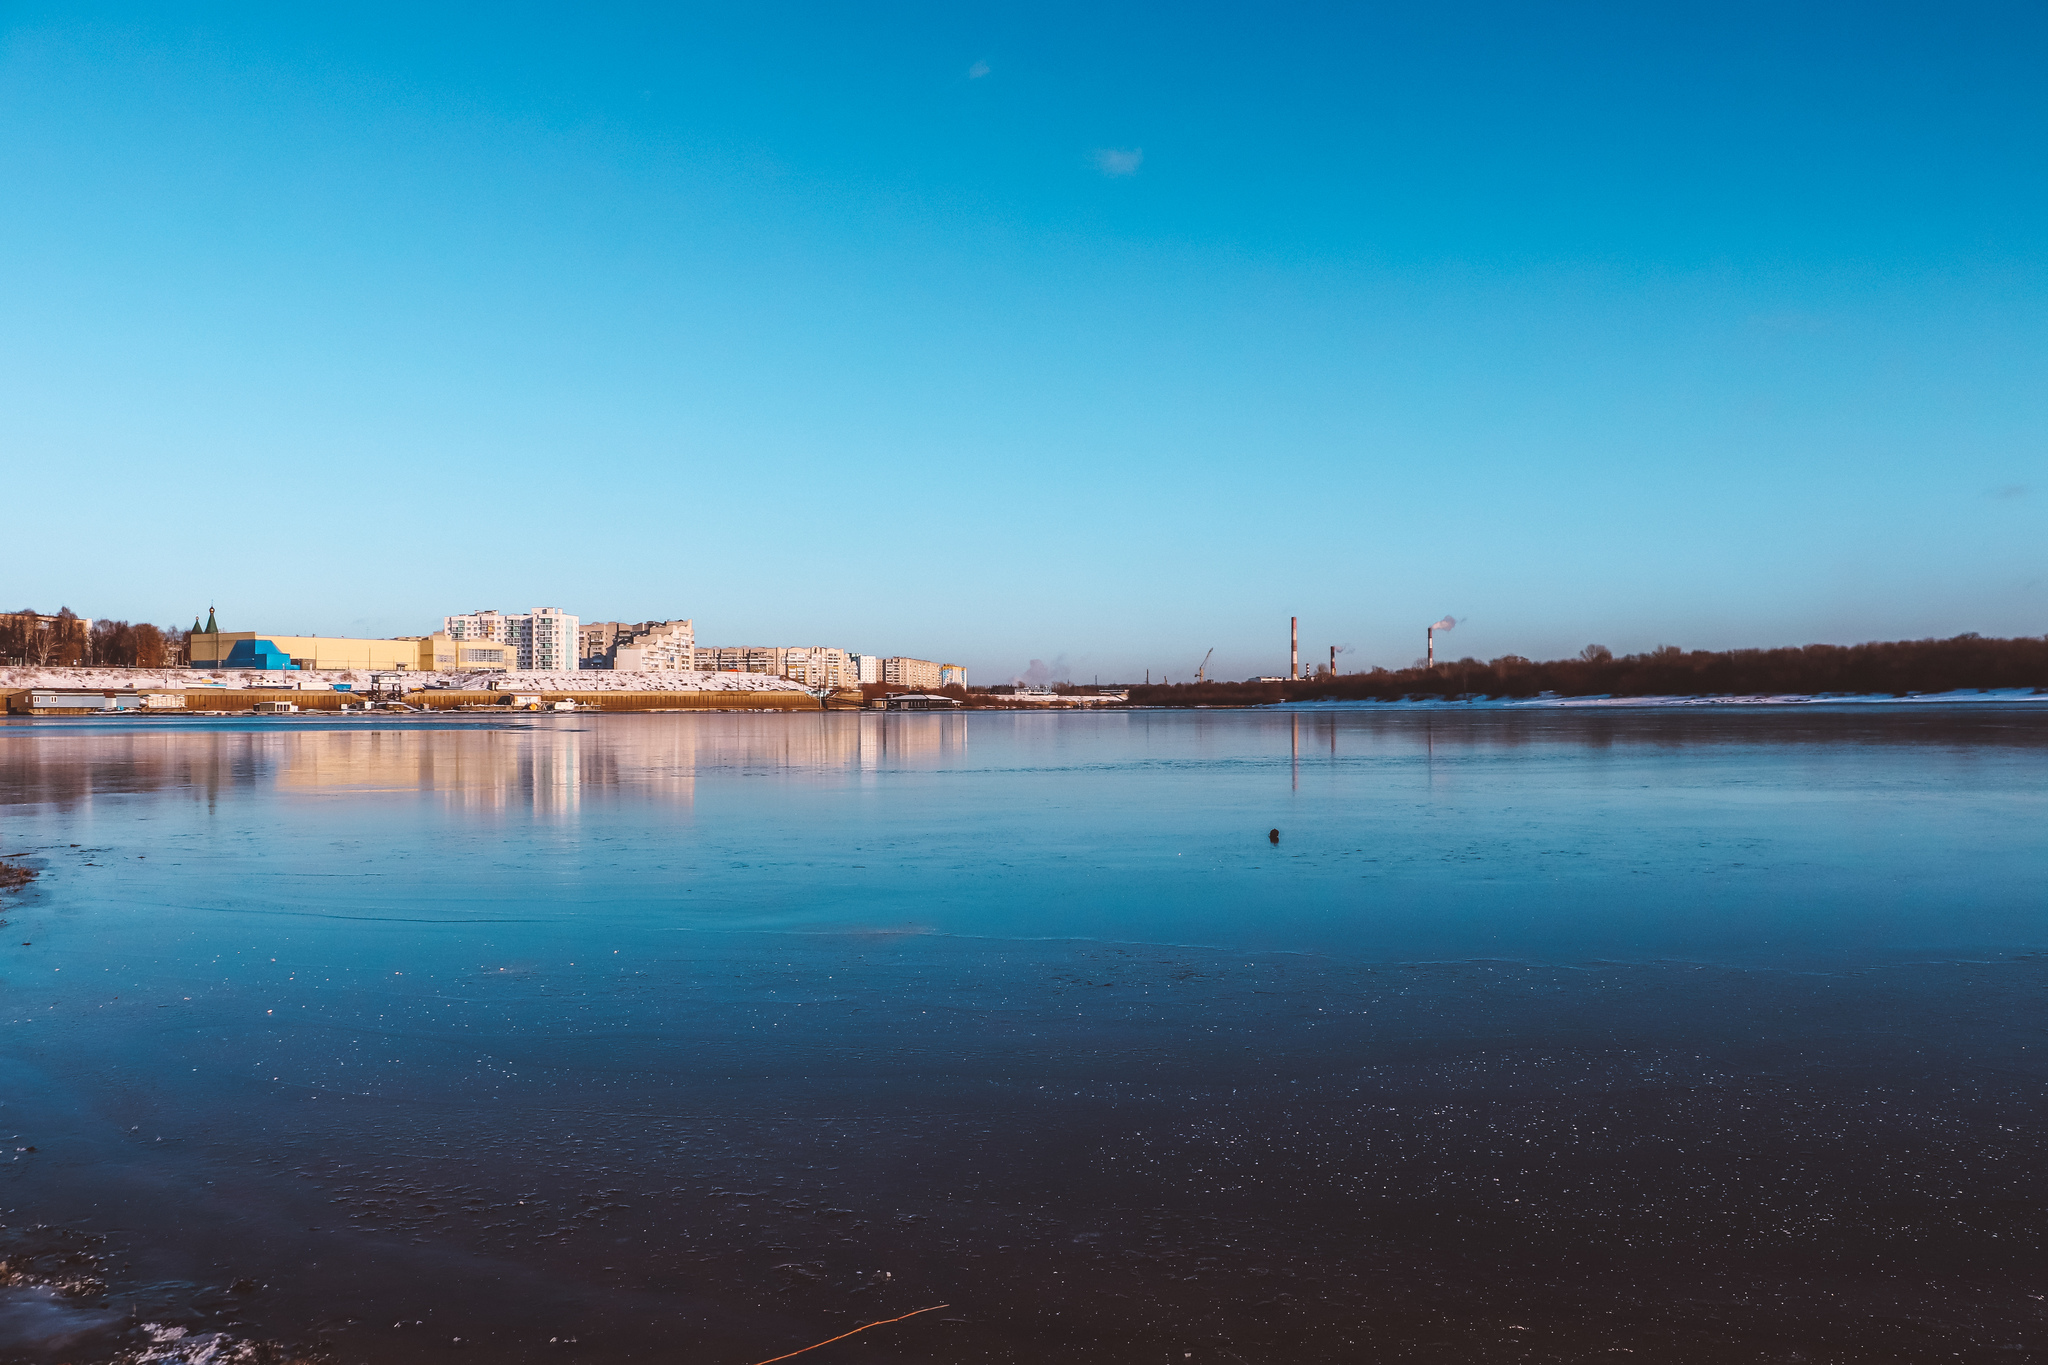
(0, 667, 812, 694)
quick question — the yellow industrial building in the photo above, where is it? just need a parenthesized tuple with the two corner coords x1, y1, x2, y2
(187, 630, 511, 672)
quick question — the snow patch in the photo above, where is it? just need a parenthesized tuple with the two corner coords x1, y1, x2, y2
(116, 1322, 271, 1364)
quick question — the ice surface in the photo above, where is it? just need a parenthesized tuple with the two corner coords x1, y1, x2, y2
(3, 709, 2044, 1362)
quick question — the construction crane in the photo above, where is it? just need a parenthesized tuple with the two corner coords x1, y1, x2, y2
(1197, 647, 1214, 684)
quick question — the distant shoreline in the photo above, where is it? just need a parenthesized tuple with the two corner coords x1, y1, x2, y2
(1119, 633, 2048, 709)
(1242, 687, 2048, 710)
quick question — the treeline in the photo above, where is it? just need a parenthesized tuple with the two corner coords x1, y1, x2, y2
(1, 609, 189, 667)
(1127, 634, 2048, 706)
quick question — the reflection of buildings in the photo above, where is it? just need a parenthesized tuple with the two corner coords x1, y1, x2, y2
(0, 714, 973, 822)
(600, 711, 968, 777)
(267, 715, 973, 805)
(277, 728, 592, 813)
(262, 716, 972, 793)
(851, 711, 968, 769)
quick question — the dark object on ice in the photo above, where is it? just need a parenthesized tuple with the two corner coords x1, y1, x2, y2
(0, 859, 35, 893)
(1268, 828, 1280, 844)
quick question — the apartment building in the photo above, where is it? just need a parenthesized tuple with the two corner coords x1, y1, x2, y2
(445, 607, 580, 671)
(939, 663, 968, 687)
(849, 654, 882, 685)
(881, 656, 944, 690)
(580, 619, 694, 671)
(697, 645, 861, 689)
(782, 646, 860, 689)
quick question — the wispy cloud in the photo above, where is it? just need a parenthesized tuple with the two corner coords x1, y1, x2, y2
(967, 59, 989, 79)
(1991, 483, 2030, 500)
(1093, 147, 1143, 177)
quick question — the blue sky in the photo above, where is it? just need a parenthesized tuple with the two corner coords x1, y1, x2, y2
(3, 2, 2043, 682)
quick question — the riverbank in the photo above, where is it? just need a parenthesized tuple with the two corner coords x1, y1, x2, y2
(0, 666, 813, 694)
(1250, 686, 2048, 710)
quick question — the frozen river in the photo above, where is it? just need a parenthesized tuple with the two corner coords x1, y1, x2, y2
(1, 707, 2042, 1362)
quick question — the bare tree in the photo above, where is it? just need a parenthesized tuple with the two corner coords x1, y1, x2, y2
(50, 608, 86, 666)
(135, 623, 168, 669)
(21, 609, 55, 665)
(92, 619, 130, 666)
(0, 611, 31, 665)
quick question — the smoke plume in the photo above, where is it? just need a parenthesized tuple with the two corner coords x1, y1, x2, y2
(1430, 616, 1457, 632)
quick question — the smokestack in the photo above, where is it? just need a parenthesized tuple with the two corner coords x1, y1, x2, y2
(1329, 645, 1336, 678)
(1290, 616, 1298, 680)
(1427, 616, 1456, 669)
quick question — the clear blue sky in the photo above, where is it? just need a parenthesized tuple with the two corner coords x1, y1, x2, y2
(4, 2, 2043, 682)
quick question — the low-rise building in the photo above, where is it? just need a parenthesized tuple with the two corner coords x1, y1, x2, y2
(416, 633, 514, 671)
(188, 629, 511, 672)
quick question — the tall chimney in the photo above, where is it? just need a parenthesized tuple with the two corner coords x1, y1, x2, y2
(1427, 627, 1434, 669)
(1329, 645, 1336, 679)
(1290, 616, 1298, 680)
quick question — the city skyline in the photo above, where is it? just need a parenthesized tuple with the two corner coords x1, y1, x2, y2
(3, 3, 2042, 683)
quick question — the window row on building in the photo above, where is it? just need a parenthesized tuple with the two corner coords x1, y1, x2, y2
(444, 607, 580, 672)
(580, 619, 695, 671)
(877, 657, 967, 690)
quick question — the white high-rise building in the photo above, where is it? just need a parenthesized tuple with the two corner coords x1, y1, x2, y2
(445, 607, 580, 671)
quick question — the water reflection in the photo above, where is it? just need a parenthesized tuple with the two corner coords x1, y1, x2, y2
(0, 711, 979, 813)
(275, 728, 587, 814)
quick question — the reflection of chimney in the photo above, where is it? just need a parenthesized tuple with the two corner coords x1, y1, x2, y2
(1290, 616, 1298, 680)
